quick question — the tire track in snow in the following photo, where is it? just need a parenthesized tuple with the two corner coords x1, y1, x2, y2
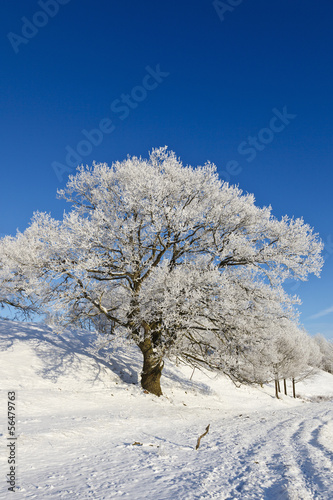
(194, 403, 333, 500)
(283, 407, 333, 499)
(198, 414, 293, 499)
(13, 400, 333, 499)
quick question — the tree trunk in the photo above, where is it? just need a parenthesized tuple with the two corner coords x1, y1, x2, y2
(283, 378, 287, 396)
(292, 378, 296, 398)
(139, 337, 163, 397)
(274, 378, 280, 399)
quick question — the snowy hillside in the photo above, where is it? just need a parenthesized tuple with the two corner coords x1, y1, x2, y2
(0, 319, 332, 499)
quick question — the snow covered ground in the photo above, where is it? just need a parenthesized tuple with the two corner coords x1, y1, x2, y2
(0, 319, 332, 499)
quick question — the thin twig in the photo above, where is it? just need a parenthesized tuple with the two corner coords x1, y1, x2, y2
(195, 424, 210, 450)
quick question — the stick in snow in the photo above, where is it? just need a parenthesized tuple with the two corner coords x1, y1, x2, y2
(195, 424, 210, 450)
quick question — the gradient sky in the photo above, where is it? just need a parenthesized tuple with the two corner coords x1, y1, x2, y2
(1, 0, 332, 338)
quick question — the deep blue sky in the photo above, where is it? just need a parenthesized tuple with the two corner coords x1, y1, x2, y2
(1, 0, 332, 338)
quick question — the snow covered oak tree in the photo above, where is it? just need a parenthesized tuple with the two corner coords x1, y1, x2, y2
(0, 148, 324, 396)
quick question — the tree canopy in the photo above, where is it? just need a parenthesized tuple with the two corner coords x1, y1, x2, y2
(0, 148, 324, 395)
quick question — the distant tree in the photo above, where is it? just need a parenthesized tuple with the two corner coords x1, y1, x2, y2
(0, 148, 323, 395)
(252, 324, 322, 398)
(216, 286, 301, 387)
(314, 334, 333, 374)
(283, 329, 322, 399)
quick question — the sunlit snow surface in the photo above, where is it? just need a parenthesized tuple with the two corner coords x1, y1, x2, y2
(0, 320, 332, 499)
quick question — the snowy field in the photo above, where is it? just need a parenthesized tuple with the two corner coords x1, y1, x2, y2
(0, 320, 332, 499)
